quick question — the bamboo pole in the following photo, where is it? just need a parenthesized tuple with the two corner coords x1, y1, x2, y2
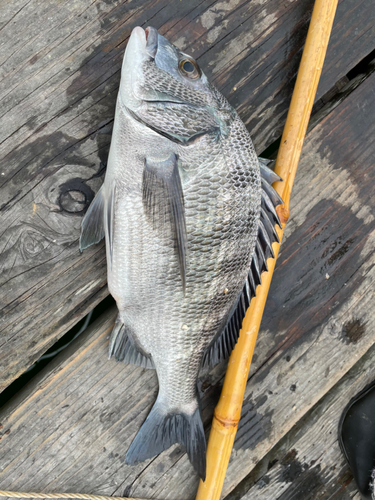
(195, 0, 338, 498)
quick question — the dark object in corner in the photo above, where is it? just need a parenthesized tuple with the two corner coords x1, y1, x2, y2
(339, 380, 375, 499)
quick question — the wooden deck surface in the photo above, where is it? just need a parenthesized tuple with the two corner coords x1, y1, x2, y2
(1, 0, 375, 498)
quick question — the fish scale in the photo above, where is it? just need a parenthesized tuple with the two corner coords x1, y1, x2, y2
(80, 26, 282, 480)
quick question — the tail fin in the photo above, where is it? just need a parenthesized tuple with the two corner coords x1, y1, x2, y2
(126, 396, 206, 480)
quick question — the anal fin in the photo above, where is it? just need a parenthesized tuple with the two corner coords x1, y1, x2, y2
(109, 315, 154, 369)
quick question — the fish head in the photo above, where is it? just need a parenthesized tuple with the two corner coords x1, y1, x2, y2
(120, 26, 211, 108)
(119, 26, 231, 141)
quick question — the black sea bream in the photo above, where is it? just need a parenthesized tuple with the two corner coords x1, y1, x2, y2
(80, 26, 282, 480)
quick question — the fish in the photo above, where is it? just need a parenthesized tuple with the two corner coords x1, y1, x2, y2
(80, 25, 282, 480)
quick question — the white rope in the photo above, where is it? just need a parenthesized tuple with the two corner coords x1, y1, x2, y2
(0, 491, 147, 500)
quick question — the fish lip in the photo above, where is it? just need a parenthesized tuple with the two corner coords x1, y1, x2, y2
(130, 26, 146, 45)
(145, 26, 158, 59)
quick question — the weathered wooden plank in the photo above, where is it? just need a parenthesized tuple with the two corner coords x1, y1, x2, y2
(237, 344, 375, 500)
(0, 59, 374, 499)
(0, 0, 374, 391)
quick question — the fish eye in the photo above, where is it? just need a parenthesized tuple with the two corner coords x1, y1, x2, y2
(179, 58, 201, 80)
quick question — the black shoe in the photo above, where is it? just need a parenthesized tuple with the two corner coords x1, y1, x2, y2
(339, 380, 375, 499)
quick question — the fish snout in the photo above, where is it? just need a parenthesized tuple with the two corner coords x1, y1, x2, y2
(122, 26, 147, 67)
(120, 26, 152, 108)
(131, 26, 145, 39)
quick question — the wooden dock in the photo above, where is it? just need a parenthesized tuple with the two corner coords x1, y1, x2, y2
(0, 0, 374, 498)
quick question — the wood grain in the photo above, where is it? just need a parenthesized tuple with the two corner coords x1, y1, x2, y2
(0, 0, 374, 392)
(0, 61, 374, 499)
(237, 344, 375, 500)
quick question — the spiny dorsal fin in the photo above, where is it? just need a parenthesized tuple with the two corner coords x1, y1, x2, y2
(202, 157, 283, 369)
(258, 157, 281, 184)
(142, 154, 187, 291)
(261, 207, 280, 244)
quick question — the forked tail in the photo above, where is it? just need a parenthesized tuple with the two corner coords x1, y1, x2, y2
(125, 395, 206, 480)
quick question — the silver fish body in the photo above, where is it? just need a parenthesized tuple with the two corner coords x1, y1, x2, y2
(80, 26, 282, 479)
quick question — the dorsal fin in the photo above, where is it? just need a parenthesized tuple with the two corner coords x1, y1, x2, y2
(202, 157, 283, 369)
(258, 157, 281, 184)
(142, 154, 187, 291)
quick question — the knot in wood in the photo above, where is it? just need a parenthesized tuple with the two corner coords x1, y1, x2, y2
(20, 230, 49, 259)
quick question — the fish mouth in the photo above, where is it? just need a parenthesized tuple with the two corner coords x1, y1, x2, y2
(145, 26, 158, 59)
(126, 26, 158, 60)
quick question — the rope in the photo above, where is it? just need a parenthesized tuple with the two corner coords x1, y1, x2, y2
(0, 492, 147, 500)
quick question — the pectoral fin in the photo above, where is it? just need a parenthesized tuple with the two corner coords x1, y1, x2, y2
(142, 154, 187, 290)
